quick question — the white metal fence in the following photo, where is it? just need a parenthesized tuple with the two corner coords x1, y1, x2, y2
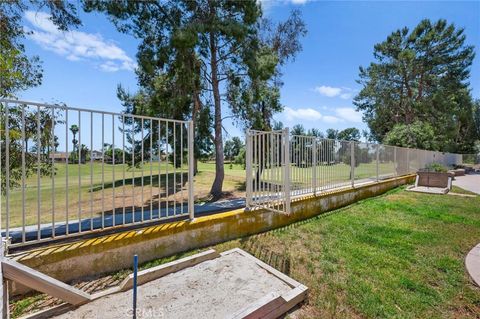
(245, 129, 291, 214)
(0, 99, 472, 248)
(0, 99, 194, 248)
(246, 128, 464, 214)
(462, 154, 480, 165)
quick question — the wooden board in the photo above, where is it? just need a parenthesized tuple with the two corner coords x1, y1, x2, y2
(2, 259, 91, 306)
(222, 248, 308, 319)
(228, 292, 283, 319)
(1, 240, 7, 319)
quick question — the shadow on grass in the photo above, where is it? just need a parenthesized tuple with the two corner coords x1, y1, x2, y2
(91, 172, 187, 194)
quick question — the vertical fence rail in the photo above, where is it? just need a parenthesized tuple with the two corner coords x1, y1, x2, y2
(283, 128, 291, 214)
(0, 99, 194, 249)
(188, 121, 195, 219)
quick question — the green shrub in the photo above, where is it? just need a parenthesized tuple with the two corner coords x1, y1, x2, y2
(425, 162, 448, 173)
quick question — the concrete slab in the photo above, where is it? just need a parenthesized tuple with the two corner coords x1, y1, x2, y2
(453, 174, 480, 194)
(406, 185, 449, 194)
(49, 249, 307, 319)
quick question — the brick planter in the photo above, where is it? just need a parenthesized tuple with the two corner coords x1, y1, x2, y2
(416, 171, 453, 188)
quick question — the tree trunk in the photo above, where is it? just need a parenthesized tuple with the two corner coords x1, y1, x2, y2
(209, 28, 224, 199)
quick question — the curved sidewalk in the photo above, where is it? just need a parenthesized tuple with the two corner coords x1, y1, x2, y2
(453, 174, 480, 194)
(466, 243, 480, 287)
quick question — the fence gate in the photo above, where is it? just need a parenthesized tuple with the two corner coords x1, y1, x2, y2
(246, 129, 291, 214)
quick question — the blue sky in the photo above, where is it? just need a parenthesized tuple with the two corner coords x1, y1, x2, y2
(20, 1, 480, 146)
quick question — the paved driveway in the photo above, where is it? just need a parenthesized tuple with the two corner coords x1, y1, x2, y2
(453, 174, 480, 194)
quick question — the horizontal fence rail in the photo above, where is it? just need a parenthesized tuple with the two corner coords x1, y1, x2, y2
(246, 128, 465, 215)
(0, 99, 194, 248)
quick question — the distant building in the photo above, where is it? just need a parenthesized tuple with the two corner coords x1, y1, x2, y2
(49, 152, 69, 163)
(91, 150, 103, 161)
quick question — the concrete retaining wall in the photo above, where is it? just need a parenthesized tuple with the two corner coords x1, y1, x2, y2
(11, 175, 414, 295)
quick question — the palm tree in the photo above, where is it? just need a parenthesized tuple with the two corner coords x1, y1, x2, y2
(70, 124, 79, 159)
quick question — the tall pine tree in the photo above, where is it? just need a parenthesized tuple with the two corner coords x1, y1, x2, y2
(85, 0, 306, 199)
(354, 19, 477, 152)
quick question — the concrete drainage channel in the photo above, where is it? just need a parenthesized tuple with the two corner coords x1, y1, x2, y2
(19, 248, 307, 319)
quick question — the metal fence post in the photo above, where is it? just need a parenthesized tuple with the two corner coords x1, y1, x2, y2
(376, 144, 379, 182)
(393, 146, 397, 177)
(283, 128, 291, 214)
(188, 121, 195, 220)
(351, 141, 355, 187)
(312, 138, 317, 195)
(406, 148, 410, 174)
(245, 129, 252, 210)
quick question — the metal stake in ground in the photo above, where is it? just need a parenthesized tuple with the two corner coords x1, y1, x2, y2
(133, 254, 138, 319)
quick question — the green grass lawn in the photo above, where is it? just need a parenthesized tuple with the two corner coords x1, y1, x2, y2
(1, 161, 246, 228)
(211, 186, 480, 318)
(10, 186, 480, 318)
(2, 160, 397, 228)
(2, 162, 393, 228)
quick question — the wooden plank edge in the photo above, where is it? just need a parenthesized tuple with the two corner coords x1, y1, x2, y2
(18, 303, 74, 319)
(262, 285, 309, 319)
(2, 259, 91, 305)
(228, 292, 283, 319)
(18, 249, 220, 318)
(18, 286, 122, 319)
(119, 249, 220, 291)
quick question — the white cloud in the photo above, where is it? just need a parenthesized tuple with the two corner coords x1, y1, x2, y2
(314, 85, 357, 100)
(290, 0, 309, 4)
(285, 107, 323, 121)
(322, 115, 341, 123)
(258, 0, 310, 13)
(284, 107, 363, 124)
(314, 85, 342, 97)
(24, 11, 136, 72)
(335, 108, 362, 123)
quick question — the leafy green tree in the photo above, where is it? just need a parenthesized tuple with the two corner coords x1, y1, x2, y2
(354, 19, 476, 153)
(86, 1, 305, 199)
(1, 104, 62, 191)
(307, 128, 323, 138)
(224, 137, 244, 163)
(383, 121, 438, 150)
(337, 128, 360, 141)
(272, 121, 284, 131)
(326, 128, 338, 140)
(473, 100, 480, 144)
(291, 124, 306, 136)
(234, 148, 246, 167)
(1, 1, 80, 98)
(227, 10, 307, 131)
(1, 2, 79, 192)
